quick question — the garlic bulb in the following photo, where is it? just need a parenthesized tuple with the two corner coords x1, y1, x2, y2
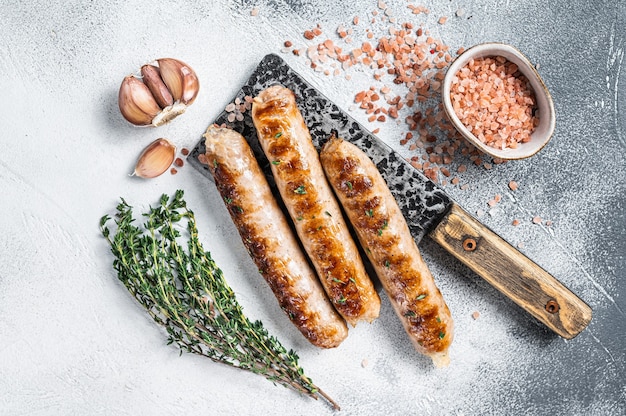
(118, 58, 199, 127)
(133, 138, 176, 178)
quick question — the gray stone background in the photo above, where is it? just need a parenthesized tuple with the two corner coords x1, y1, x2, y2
(1, 1, 624, 414)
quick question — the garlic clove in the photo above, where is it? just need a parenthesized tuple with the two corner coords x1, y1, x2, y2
(157, 58, 199, 105)
(141, 64, 174, 109)
(119, 75, 162, 126)
(152, 102, 188, 127)
(133, 138, 176, 178)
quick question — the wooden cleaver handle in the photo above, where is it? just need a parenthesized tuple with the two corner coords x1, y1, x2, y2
(429, 202, 592, 339)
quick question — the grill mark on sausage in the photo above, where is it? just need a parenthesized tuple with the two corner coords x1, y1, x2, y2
(252, 86, 381, 326)
(321, 135, 453, 365)
(204, 125, 348, 348)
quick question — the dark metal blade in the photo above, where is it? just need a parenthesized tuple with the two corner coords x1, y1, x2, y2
(188, 53, 451, 243)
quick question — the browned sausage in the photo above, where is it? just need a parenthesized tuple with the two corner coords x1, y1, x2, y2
(203, 125, 348, 348)
(251, 85, 380, 327)
(320, 135, 454, 366)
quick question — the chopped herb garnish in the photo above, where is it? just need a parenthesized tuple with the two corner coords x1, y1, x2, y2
(234, 206, 244, 214)
(325, 211, 332, 217)
(377, 219, 389, 236)
(294, 185, 306, 195)
(336, 296, 347, 305)
(366, 209, 374, 217)
(404, 310, 416, 318)
(274, 132, 283, 138)
(436, 316, 442, 323)
(349, 277, 356, 284)
(213, 159, 218, 168)
(224, 197, 233, 204)
(345, 181, 353, 190)
(416, 294, 426, 301)
(271, 160, 281, 165)
(332, 278, 344, 284)
(296, 215, 304, 221)
(439, 331, 446, 339)
(384, 260, 390, 268)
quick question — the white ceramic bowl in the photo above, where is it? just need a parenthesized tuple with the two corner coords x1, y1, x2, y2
(442, 42, 555, 160)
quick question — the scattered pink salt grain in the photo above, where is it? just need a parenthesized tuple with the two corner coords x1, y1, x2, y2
(532, 216, 542, 224)
(286, 4, 511, 185)
(472, 311, 480, 320)
(508, 180, 519, 191)
(450, 56, 539, 151)
(512, 219, 520, 226)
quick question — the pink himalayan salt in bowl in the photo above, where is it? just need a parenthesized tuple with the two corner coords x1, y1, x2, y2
(442, 43, 555, 160)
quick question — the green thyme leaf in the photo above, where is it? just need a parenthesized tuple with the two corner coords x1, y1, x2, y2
(294, 185, 306, 195)
(100, 191, 338, 410)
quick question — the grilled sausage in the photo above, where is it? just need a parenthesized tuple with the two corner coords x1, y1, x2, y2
(203, 125, 348, 348)
(251, 85, 380, 326)
(320, 135, 454, 366)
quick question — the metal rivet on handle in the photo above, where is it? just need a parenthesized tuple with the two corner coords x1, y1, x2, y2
(545, 300, 560, 314)
(463, 238, 477, 251)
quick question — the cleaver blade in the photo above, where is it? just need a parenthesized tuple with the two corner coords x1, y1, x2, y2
(188, 54, 592, 339)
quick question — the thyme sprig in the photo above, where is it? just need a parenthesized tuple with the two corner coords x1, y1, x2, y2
(99, 190, 338, 410)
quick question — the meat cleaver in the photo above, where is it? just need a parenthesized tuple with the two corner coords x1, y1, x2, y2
(188, 54, 592, 339)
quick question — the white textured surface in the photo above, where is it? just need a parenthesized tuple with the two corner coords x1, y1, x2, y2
(1, 1, 624, 415)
